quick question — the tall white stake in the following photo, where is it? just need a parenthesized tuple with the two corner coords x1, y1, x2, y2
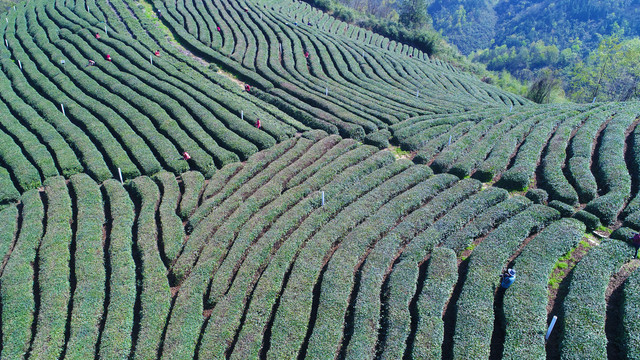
(325, 87, 328, 96)
(448, 135, 452, 146)
(105, 24, 108, 36)
(4, 39, 8, 48)
(545, 315, 557, 341)
(61, 103, 65, 116)
(118, 168, 123, 184)
(150, 54, 153, 65)
(18, 60, 21, 69)
(416, 90, 419, 98)
(321, 191, 325, 206)
(241, 110, 244, 120)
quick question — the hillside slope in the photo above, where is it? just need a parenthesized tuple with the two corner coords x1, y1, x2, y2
(428, 0, 640, 55)
(0, 0, 639, 358)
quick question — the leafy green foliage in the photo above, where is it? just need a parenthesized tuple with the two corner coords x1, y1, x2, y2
(560, 239, 635, 360)
(503, 219, 585, 360)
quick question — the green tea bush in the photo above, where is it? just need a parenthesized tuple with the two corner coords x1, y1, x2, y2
(560, 239, 635, 360)
(623, 269, 640, 359)
(98, 179, 136, 360)
(411, 247, 458, 359)
(65, 174, 106, 359)
(502, 219, 585, 360)
(452, 205, 559, 359)
(0, 190, 44, 359)
(127, 177, 171, 358)
(30, 176, 72, 360)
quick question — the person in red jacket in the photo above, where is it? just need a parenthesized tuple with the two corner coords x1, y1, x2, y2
(245, 84, 251, 92)
(217, 26, 221, 32)
(155, 50, 160, 56)
(304, 51, 309, 59)
(182, 151, 191, 161)
(105, 54, 111, 61)
(255, 118, 261, 129)
(95, 32, 100, 39)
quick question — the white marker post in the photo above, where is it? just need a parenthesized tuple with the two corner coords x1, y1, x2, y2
(325, 87, 328, 96)
(321, 191, 325, 206)
(241, 110, 244, 121)
(18, 60, 21, 69)
(416, 90, 419, 98)
(592, 97, 597, 103)
(4, 39, 8, 48)
(150, 54, 153, 65)
(545, 315, 558, 342)
(279, 42, 282, 53)
(448, 135, 452, 146)
(61, 103, 65, 116)
(118, 168, 123, 184)
(86, 5, 89, 12)
(105, 24, 108, 36)
(509, 104, 513, 112)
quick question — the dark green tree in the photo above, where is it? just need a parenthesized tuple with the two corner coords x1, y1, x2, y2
(527, 69, 561, 104)
(399, 0, 429, 29)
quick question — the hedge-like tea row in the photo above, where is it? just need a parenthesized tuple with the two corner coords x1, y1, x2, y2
(623, 268, 640, 359)
(164, 141, 341, 357)
(172, 137, 312, 281)
(497, 112, 569, 190)
(177, 170, 205, 220)
(380, 185, 507, 359)
(502, 218, 585, 360)
(442, 196, 531, 253)
(153, 171, 185, 265)
(452, 204, 559, 359)
(152, 0, 527, 140)
(304, 164, 434, 358)
(127, 177, 171, 359)
(538, 111, 588, 205)
(98, 179, 137, 359)
(64, 173, 106, 359)
(584, 109, 638, 225)
(344, 176, 475, 358)
(30, 176, 72, 360)
(410, 247, 458, 359)
(251, 156, 411, 358)
(162, 136, 348, 358)
(566, 107, 613, 203)
(0, 190, 44, 359)
(197, 149, 398, 358)
(559, 239, 635, 360)
(0, 204, 17, 269)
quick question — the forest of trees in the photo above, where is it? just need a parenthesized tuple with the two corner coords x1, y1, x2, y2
(328, 0, 640, 103)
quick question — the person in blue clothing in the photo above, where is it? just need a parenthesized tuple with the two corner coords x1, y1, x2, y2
(632, 233, 640, 258)
(500, 268, 516, 289)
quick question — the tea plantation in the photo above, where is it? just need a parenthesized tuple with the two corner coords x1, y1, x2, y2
(0, 0, 638, 358)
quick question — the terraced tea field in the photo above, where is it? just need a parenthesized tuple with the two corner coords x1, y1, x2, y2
(0, 0, 639, 358)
